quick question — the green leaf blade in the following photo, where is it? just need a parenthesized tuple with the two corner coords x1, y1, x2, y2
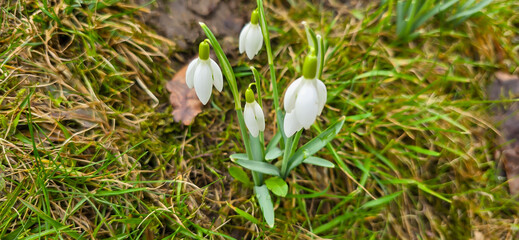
(229, 166, 251, 185)
(303, 156, 335, 168)
(254, 185, 275, 228)
(236, 160, 280, 177)
(286, 117, 345, 175)
(265, 177, 288, 197)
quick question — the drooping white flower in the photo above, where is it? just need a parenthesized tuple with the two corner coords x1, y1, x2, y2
(239, 10, 263, 60)
(186, 41, 223, 105)
(243, 88, 265, 137)
(283, 55, 327, 137)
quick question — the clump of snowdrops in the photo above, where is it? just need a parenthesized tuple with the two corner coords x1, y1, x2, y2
(188, 0, 345, 227)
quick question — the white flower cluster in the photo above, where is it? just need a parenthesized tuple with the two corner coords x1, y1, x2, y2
(187, 13, 326, 139)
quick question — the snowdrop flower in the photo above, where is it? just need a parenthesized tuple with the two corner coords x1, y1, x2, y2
(244, 88, 265, 137)
(239, 10, 263, 60)
(186, 40, 223, 105)
(283, 54, 327, 137)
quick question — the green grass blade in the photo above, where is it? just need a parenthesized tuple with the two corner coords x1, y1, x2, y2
(447, 0, 492, 22)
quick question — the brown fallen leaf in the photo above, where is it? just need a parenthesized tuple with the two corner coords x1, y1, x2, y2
(503, 147, 519, 195)
(489, 71, 519, 195)
(166, 62, 202, 125)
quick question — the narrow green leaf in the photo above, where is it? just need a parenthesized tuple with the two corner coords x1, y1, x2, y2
(303, 22, 318, 49)
(353, 70, 394, 80)
(266, 131, 282, 153)
(0, 174, 5, 192)
(412, 0, 458, 30)
(396, 0, 405, 36)
(404, 145, 441, 157)
(313, 211, 354, 234)
(345, 112, 372, 121)
(19, 199, 81, 239)
(21, 226, 70, 240)
(265, 177, 288, 197)
(0, 183, 23, 224)
(265, 147, 283, 161)
(391, 179, 452, 203)
(361, 191, 402, 209)
(236, 160, 280, 177)
(285, 185, 331, 199)
(417, 183, 452, 203)
(303, 157, 335, 168)
(3, 219, 36, 240)
(94, 188, 147, 197)
(286, 117, 345, 175)
(249, 135, 264, 163)
(317, 34, 325, 79)
(111, 218, 143, 225)
(249, 134, 265, 184)
(254, 185, 275, 228)
(447, 0, 492, 22)
(229, 166, 251, 185)
(230, 153, 249, 161)
(227, 203, 259, 224)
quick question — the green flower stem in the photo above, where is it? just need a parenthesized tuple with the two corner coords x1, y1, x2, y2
(250, 67, 263, 108)
(237, 110, 260, 185)
(281, 136, 292, 179)
(290, 129, 303, 158)
(250, 67, 265, 150)
(256, 0, 284, 138)
(281, 129, 303, 178)
(200, 22, 260, 186)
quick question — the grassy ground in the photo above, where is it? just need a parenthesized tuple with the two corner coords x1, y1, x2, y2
(1, 0, 519, 239)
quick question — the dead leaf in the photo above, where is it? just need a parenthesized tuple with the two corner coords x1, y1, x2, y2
(49, 107, 105, 129)
(187, 0, 221, 16)
(489, 72, 519, 195)
(489, 72, 519, 101)
(504, 147, 519, 195)
(166, 62, 202, 125)
(133, 0, 248, 50)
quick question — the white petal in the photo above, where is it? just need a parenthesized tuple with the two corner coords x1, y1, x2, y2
(314, 79, 327, 115)
(193, 61, 213, 105)
(210, 58, 223, 92)
(283, 111, 301, 138)
(186, 58, 199, 89)
(239, 23, 251, 54)
(244, 103, 259, 137)
(283, 77, 304, 112)
(253, 102, 265, 132)
(246, 24, 263, 60)
(295, 82, 319, 129)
